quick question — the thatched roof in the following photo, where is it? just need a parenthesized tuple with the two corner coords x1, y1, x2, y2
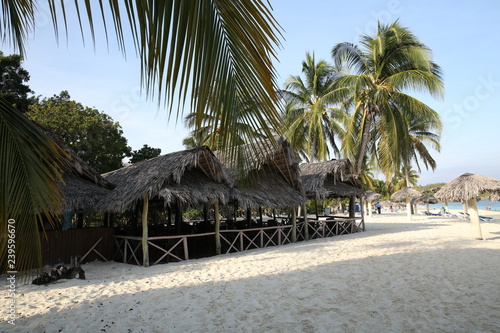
(99, 146, 232, 212)
(434, 173, 500, 202)
(300, 159, 364, 199)
(59, 177, 112, 213)
(391, 187, 422, 200)
(365, 191, 382, 202)
(215, 139, 305, 208)
(34, 122, 115, 213)
(415, 196, 438, 204)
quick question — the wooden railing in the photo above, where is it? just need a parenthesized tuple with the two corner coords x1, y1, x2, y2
(114, 218, 363, 266)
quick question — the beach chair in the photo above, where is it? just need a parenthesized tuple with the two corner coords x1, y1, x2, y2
(479, 215, 493, 221)
(443, 212, 458, 218)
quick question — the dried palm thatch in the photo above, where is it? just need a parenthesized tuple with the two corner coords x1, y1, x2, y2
(300, 159, 363, 199)
(35, 122, 115, 213)
(59, 177, 112, 213)
(99, 146, 232, 212)
(434, 173, 500, 202)
(365, 191, 383, 202)
(391, 187, 422, 201)
(215, 139, 305, 208)
(415, 196, 438, 204)
(490, 191, 500, 201)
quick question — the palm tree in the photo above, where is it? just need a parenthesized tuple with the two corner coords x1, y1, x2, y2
(331, 20, 444, 179)
(379, 106, 442, 185)
(1, 1, 282, 276)
(183, 95, 268, 151)
(280, 52, 345, 162)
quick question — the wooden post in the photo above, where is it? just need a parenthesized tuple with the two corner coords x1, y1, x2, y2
(348, 195, 355, 218)
(314, 200, 319, 219)
(467, 198, 483, 240)
(406, 197, 412, 221)
(302, 202, 309, 240)
(360, 197, 365, 231)
(214, 201, 221, 255)
(142, 194, 149, 267)
(175, 200, 183, 234)
(291, 206, 297, 243)
(445, 201, 449, 212)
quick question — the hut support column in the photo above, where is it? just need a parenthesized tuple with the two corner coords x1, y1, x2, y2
(445, 201, 449, 213)
(142, 195, 149, 267)
(467, 198, 483, 240)
(360, 197, 365, 231)
(214, 201, 221, 255)
(291, 206, 297, 243)
(406, 197, 412, 221)
(367, 201, 372, 218)
(302, 202, 309, 240)
(348, 195, 355, 218)
(462, 201, 468, 215)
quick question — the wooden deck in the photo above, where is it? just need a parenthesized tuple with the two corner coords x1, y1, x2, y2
(114, 218, 363, 266)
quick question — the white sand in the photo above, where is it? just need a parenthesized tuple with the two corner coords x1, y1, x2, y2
(3, 211, 500, 333)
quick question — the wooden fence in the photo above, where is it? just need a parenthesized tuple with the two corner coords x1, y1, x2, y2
(114, 218, 363, 266)
(40, 227, 115, 265)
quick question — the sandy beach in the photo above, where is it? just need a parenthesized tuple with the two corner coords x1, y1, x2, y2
(2, 210, 500, 333)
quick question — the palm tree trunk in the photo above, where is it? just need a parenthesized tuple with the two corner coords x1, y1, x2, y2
(355, 108, 374, 177)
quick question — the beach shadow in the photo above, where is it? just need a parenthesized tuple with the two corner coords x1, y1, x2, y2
(6, 245, 500, 333)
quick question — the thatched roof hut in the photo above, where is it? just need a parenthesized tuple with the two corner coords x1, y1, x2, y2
(299, 159, 364, 200)
(99, 146, 232, 212)
(215, 139, 305, 208)
(435, 173, 500, 239)
(35, 122, 114, 213)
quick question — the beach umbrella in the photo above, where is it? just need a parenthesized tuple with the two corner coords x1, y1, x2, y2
(416, 196, 438, 213)
(364, 191, 382, 217)
(435, 173, 500, 239)
(391, 187, 422, 221)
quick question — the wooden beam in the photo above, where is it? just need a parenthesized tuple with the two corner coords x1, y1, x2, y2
(303, 202, 309, 240)
(142, 194, 149, 267)
(214, 201, 221, 255)
(291, 206, 297, 243)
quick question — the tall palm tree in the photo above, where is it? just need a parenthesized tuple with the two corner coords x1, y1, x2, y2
(280, 52, 345, 162)
(379, 106, 442, 185)
(1, 1, 282, 275)
(183, 95, 268, 151)
(331, 20, 444, 179)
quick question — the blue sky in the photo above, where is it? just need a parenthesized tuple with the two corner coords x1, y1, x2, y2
(4, 0, 500, 185)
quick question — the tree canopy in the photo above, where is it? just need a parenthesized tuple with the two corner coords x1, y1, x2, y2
(27, 91, 131, 173)
(0, 51, 34, 112)
(130, 144, 162, 164)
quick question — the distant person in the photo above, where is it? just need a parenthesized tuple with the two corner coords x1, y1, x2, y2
(376, 202, 382, 214)
(485, 205, 492, 211)
(390, 205, 393, 212)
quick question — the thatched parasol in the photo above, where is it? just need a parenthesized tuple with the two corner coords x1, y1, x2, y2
(391, 187, 422, 220)
(415, 196, 438, 213)
(435, 173, 500, 239)
(364, 191, 382, 217)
